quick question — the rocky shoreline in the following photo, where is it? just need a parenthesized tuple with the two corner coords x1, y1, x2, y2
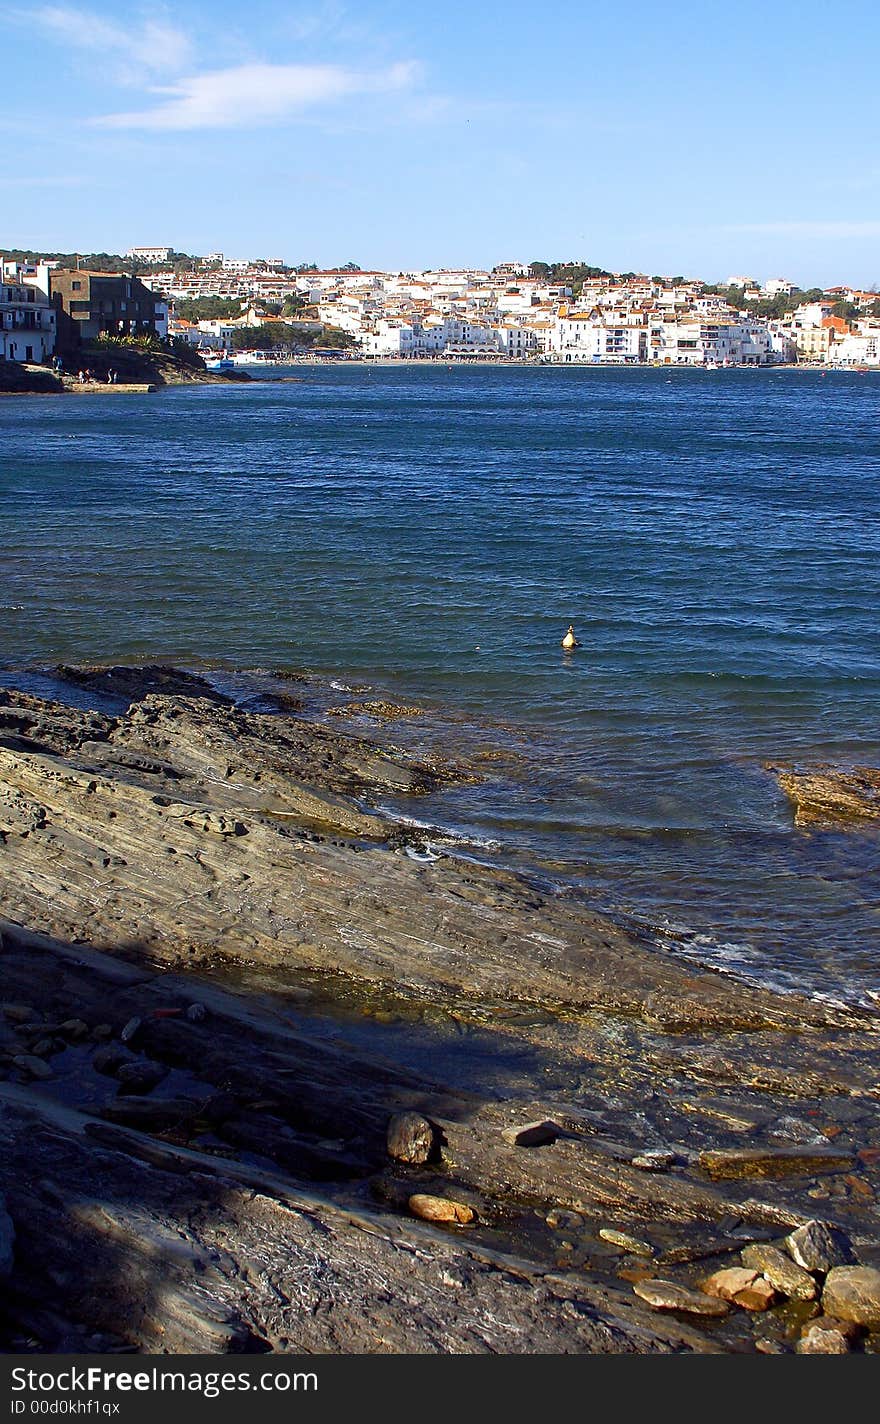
(0, 665, 878, 1355)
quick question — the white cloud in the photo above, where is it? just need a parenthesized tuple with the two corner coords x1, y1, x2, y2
(27, 4, 192, 76)
(93, 60, 420, 130)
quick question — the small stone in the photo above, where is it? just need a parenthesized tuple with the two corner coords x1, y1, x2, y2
(784, 1220, 855, 1273)
(821, 1266, 880, 1326)
(186, 1003, 207, 1022)
(501, 1120, 561, 1148)
(91, 1023, 113, 1041)
(12, 1054, 52, 1080)
(631, 1150, 677, 1172)
(755, 1337, 787, 1354)
(741, 1244, 817, 1301)
(408, 1194, 474, 1225)
(31, 1038, 56, 1059)
(702, 1267, 777, 1311)
(797, 1320, 852, 1354)
(2, 1004, 39, 1024)
(120, 1017, 141, 1044)
(546, 1209, 584, 1231)
(386, 1112, 435, 1164)
(116, 1060, 168, 1095)
(599, 1228, 654, 1257)
(92, 1044, 127, 1076)
(632, 1279, 729, 1317)
(60, 1018, 89, 1040)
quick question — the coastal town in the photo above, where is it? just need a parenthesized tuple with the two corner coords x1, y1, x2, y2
(2, 245, 879, 371)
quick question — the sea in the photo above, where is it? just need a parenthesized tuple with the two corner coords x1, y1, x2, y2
(1, 364, 878, 1007)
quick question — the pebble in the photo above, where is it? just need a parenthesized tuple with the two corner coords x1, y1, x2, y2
(501, 1120, 561, 1148)
(821, 1266, 880, 1327)
(702, 1267, 777, 1311)
(797, 1319, 853, 1354)
(741, 1243, 817, 1301)
(2, 1004, 38, 1024)
(599, 1228, 654, 1257)
(546, 1209, 584, 1231)
(387, 1112, 435, 1165)
(631, 1150, 677, 1172)
(116, 1060, 168, 1094)
(186, 1003, 207, 1022)
(784, 1220, 855, 1273)
(632, 1279, 729, 1317)
(60, 1019, 89, 1040)
(408, 1194, 474, 1225)
(120, 1017, 142, 1044)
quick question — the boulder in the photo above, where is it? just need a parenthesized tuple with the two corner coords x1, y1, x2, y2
(797, 1316, 861, 1354)
(702, 1267, 777, 1311)
(741, 1244, 816, 1301)
(408, 1194, 474, 1225)
(821, 1267, 880, 1327)
(632, 1280, 729, 1317)
(501, 1120, 561, 1148)
(784, 1220, 855, 1274)
(386, 1112, 436, 1165)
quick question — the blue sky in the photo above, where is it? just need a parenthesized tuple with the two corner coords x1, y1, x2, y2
(4, 0, 880, 285)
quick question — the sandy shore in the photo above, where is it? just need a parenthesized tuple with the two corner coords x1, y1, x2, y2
(0, 665, 878, 1354)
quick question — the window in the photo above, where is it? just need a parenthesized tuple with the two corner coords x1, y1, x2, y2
(72, 280, 82, 291)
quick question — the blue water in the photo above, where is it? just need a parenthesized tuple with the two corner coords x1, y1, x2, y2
(2, 365, 879, 1003)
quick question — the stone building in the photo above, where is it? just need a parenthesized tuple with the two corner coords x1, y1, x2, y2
(50, 270, 169, 349)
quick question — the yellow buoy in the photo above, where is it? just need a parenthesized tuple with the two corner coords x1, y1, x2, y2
(561, 624, 580, 650)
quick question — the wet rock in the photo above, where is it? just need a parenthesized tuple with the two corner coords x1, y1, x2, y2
(2, 1004, 39, 1024)
(784, 1220, 855, 1273)
(631, 1150, 677, 1172)
(120, 1017, 141, 1044)
(60, 1019, 89, 1041)
(741, 1244, 817, 1301)
(821, 1267, 880, 1326)
(501, 1120, 561, 1148)
(116, 1060, 169, 1095)
(698, 1146, 855, 1180)
(13, 1054, 52, 1080)
(632, 1280, 729, 1317)
(770, 763, 880, 829)
(91, 1024, 113, 1041)
(702, 1268, 776, 1311)
(92, 1044, 128, 1076)
(31, 1038, 56, 1059)
(797, 1316, 859, 1354)
(546, 1209, 584, 1231)
(186, 1003, 207, 1023)
(0, 1193, 14, 1277)
(408, 1194, 474, 1225)
(386, 1112, 436, 1165)
(599, 1228, 654, 1257)
(755, 1337, 787, 1354)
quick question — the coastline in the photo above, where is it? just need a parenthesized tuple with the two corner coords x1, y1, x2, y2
(1, 663, 878, 1354)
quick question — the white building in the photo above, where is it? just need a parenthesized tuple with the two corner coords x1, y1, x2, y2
(0, 281, 56, 362)
(763, 277, 796, 297)
(127, 247, 172, 265)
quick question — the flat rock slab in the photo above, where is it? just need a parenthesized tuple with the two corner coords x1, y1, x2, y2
(698, 1146, 855, 1180)
(633, 1280, 729, 1317)
(701, 1268, 776, 1311)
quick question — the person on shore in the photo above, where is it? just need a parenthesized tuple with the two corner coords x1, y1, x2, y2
(561, 624, 580, 650)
